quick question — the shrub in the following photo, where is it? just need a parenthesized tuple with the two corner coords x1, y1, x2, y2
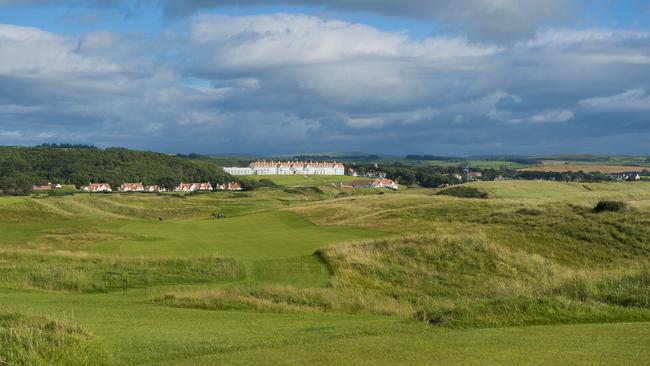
(436, 186, 488, 199)
(240, 179, 279, 191)
(593, 200, 627, 213)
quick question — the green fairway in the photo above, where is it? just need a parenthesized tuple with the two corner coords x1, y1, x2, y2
(89, 211, 381, 260)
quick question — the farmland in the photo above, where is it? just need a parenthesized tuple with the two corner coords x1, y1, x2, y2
(520, 164, 649, 174)
(2, 180, 650, 365)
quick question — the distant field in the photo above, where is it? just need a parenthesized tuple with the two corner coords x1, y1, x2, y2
(246, 174, 359, 186)
(378, 159, 532, 169)
(520, 164, 648, 173)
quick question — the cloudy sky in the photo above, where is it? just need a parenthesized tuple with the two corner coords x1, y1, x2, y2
(0, 1, 649, 155)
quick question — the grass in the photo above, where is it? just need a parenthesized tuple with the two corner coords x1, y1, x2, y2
(2, 181, 650, 364)
(162, 234, 650, 327)
(0, 309, 104, 365)
(246, 174, 359, 186)
(520, 164, 648, 173)
(89, 210, 381, 260)
(2, 291, 650, 366)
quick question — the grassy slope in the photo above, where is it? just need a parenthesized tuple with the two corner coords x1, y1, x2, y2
(2, 182, 650, 364)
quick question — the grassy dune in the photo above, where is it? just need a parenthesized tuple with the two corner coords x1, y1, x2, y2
(1, 181, 650, 364)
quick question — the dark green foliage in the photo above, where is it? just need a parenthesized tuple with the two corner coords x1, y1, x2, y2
(516, 208, 543, 216)
(0, 146, 234, 191)
(593, 200, 627, 213)
(436, 186, 489, 199)
(240, 178, 279, 191)
(284, 186, 325, 195)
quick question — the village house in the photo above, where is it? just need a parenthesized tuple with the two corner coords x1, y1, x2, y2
(174, 182, 213, 192)
(119, 182, 145, 192)
(82, 183, 112, 192)
(351, 178, 398, 190)
(144, 185, 166, 193)
(216, 182, 243, 191)
(469, 172, 483, 180)
(224, 161, 345, 176)
(609, 173, 642, 182)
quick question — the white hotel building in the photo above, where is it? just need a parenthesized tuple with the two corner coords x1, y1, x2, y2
(224, 161, 345, 176)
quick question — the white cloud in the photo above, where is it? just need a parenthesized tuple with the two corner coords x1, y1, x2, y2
(0, 24, 123, 75)
(190, 13, 499, 69)
(343, 108, 436, 128)
(528, 109, 574, 123)
(0, 130, 21, 138)
(579, 89, 650, 111)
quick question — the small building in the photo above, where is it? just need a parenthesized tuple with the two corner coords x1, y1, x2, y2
(351, 179, 398, 190)
(175, 182, 213, 192)
(32, 184, 52, 191)
(224, 161, 345, 176)
(469, 172, 483, 180)
(223, 167, 254, 176)
(144, 185, 166, 193)
(119, 182, 145, 192)
(216, 182, 242, 191)
(452, 174, 463, 181)
(628, 173, 641, 181)
(494, 175, 506, 181)
(82, 183, 112, 192)
(32, 182, 68, 191)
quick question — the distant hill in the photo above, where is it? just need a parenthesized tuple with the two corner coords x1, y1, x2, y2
(0, 146, 233, 194)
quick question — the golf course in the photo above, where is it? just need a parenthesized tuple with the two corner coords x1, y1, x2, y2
(2, 179, 650, 365)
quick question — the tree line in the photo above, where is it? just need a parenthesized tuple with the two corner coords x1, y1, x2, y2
(351, 163, 646, 188)
(0, 146, 234, 195)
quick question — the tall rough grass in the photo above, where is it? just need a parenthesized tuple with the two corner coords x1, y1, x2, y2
(0, 251, 244, 292)
(0, 310, 109, 365)
(156, 234, 650, 328)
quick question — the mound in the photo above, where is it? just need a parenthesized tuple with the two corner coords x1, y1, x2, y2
(0, 311, 104, 365)
(156, 234, 650, 327)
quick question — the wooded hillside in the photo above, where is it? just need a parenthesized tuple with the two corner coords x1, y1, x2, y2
(0, 146, 233, 194)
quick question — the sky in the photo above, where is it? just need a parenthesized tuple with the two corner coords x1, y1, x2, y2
(0, 1, 649, 155)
